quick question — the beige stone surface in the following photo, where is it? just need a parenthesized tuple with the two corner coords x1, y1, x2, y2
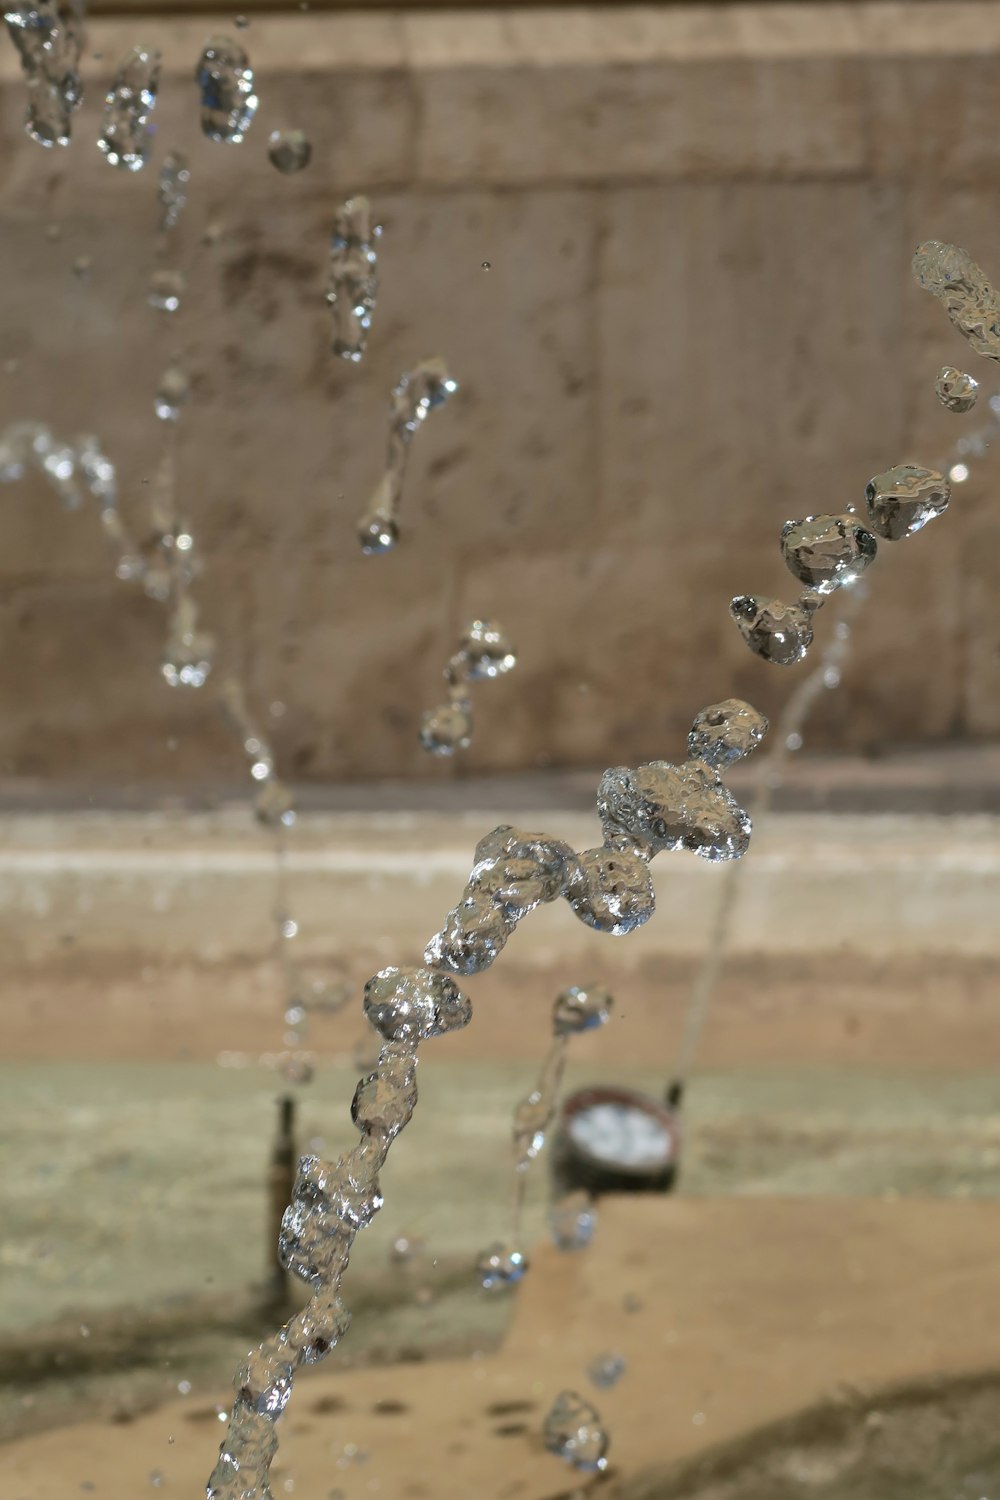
(6, 1196, 1000, 1498)
(1, 6, 1000, 784)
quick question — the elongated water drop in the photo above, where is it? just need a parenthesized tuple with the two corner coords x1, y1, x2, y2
(327, 196, 381, 362)
(158, 149, 190, 233)
(98, 44, 160, 171)
(357, 358, 457, 551)
(912, 241, 1000, 362)
(195, 35, 257, 143)
(4, 0, 84, 147)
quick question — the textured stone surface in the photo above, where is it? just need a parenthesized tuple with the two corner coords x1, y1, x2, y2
(0, 7, 998, 784)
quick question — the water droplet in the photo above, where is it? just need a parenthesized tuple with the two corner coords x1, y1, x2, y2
(730, 594, 814, 666)
(6, 0, 85, 147)
(419, 702, 472, 756)
(475, 1241, 528, 1290)
(362, 966, 472, 1044)
(550, 1191, 596, 1251)
(482, 260, 491, 270)
(327, 196, 381, 362)
(864, 463, 950, 541)
(935, 365, 979, 413)
(72, 254, 91, 281)
(357, 357, 456, 549)
(148, 267, 186, 313)
(98, 45, 160, 171)
(268, 127, 311, 174)
(780, 513, 877, 594)
(154, 363, 191, 422)
(912, 241, 1000, 361)
(195, 35, 257, 144)
(543, 1391, 609, 1472)
(158, 149, 190, 232)
(552, 984, 612, 1036)
(687, 698, 768, 769)
(588, 1352, 626, 1390)
(254, 778, 296, 828)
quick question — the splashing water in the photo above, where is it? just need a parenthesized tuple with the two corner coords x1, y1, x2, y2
(268, 128, 311, 175)
(98, 44, 160, 171)
(326, 196, 380, 362)
(195, 34, 257, 144)
(208, 700, 765, 1498)
(912, 241, 1000, 362)
(543, 1390, 610, 1472)
(356, 357, 457, 551)
(420, 620, 517, 756)
(935, 366, 979, 414)
(4, 0, 84, 147)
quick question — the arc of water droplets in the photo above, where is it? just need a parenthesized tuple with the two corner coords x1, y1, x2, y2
(676, 386, 1000, 1091)
(420, 620, 517, 756)
(731, 241, 1000, 670)
(98, 44, 160, 171)
(327, 196, 381, 363)
(357, 358, 457, 553)
(476, 983, 612, 1291)
(3, 0, 84, 147)
(207, 700, 768, 1499)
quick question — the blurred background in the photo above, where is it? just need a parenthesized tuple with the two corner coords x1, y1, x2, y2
(3, 6, 1000, 1500)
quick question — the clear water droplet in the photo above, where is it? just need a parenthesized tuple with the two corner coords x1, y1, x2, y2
(543, 1391, 609, 1472)
(935, 365, 979, 413)
(268, 127, 311, 174)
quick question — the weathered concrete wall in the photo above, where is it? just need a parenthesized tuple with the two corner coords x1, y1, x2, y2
(1, 4, 999, 787)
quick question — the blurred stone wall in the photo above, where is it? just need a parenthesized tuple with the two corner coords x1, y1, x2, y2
(0, 3, 998, 788)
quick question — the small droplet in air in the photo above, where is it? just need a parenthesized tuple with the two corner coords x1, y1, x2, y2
(98, 44, 160, 171)
(482, 260, 491, 270)
(45, 223, 62, 242)
(552, 984, 612, 1036)
(158, 149, 190, 233)
(268, 128, 312, 174)
(195, 35, 258, 144)
(543, 1391, 609, 1472)
(588, 1352, 626, 1390)
(234, 12, 249, 25)
(148, 267, 186, 313)
(148, 1471, 165, 1489)
(935, 366, 979, 414)
(950, 462, 970, 484)
(476, 1241, 528, 1290)
(72, 254, 92, 281)
(420, 701, 472, 756)
(154, 363, 191, 421)
(550, 1191, 596, 1252)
